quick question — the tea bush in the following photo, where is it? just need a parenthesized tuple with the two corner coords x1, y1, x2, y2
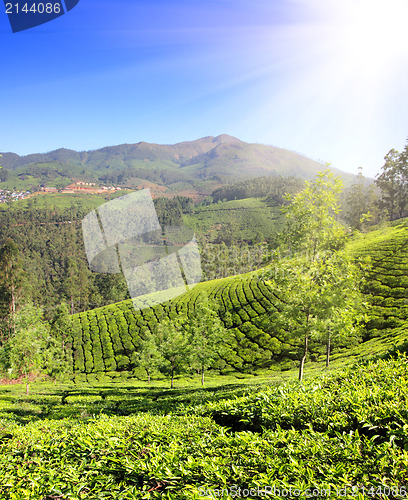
(0, 356, 408, 499)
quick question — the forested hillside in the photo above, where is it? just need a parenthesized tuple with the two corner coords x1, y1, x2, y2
(0, 194, 284, 314)
(0, 135, 354, 196)
(210, 175, 304, 203)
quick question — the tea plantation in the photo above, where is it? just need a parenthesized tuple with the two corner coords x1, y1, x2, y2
(182, 198, 284, 241)
(0, 353, 407, 499)
(68, 220, 408, 380)
(347, 221, 408, 337)
(2, 220, 408, 498)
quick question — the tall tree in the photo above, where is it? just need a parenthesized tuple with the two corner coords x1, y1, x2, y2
(62, 257, 92, 314)
(48, 302, 74, 381)
(376, 145, 408, 220)
(266, 252, 365, 381)
(395, 141, 408, 218)
(0, 303, 73, 390)
(266, 258, 321, 381)
(0, 239, 27, 336)
(344, 167, 381, 231)
(6, 304, 49, 394)
(155, 319, 189, 388)
(266, 170, 366, 381)
(185, 296, 230, 386)
(132, 328, 162, 384)
(310, 252, 368, 368)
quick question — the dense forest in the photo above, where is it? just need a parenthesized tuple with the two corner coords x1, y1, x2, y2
(210, 175, 305, 203)
(0, 196, 197, 316)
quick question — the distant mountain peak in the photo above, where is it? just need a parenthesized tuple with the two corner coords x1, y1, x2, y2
(213, 134, 243, 144)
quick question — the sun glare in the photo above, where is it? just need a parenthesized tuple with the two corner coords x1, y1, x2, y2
(322, 0, 408, 77)
(244, 0, 408, 173)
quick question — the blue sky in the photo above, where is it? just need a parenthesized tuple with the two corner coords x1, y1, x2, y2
(1, 0, 408, 177)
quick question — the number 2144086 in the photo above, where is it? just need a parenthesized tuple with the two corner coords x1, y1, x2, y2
(5, 3, 61, 14)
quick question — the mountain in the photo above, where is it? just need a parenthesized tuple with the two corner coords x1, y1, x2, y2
(0, 135, 354, 192)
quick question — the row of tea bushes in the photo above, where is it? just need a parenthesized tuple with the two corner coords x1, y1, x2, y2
(68, 273, 289, 375)
(68, 221, 408, 375)
(1, 356, 407, 498)
(195, 355, 408, 444)
(349, 222, 408, 337)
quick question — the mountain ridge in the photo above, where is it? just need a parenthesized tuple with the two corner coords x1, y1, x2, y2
(0, 135, 356, 193)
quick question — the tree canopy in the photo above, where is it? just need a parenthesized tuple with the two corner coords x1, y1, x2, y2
(266, 170, 367, 380)
(376, 142, 408, 220)
(280, 169, 345, 259)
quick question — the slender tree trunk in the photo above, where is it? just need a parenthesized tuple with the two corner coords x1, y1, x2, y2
(201, 364, 205, 386)
(70, 295, 74, 315)
(298, 334, 308, 382)
(11, 283, 15, 317)
(146, 369, 151, 384)
(171, 366, 174, 389)
(326, 331, 331, 368)
(11, 282, 16, 334)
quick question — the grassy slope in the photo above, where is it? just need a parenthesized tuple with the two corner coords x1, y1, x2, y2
(68, 219, 408, 378)
(0, 190, 133, 212)
(183, 198, 283, 240)
(347, 220, 408, 336)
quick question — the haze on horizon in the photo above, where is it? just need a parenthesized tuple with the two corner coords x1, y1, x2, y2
(1, 0, 408, 178)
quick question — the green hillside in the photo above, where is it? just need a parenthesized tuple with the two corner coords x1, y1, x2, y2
(347, 220, 408, 337)
(0, 135, 355, 194)
(183, 197, 284, 241)
(68, 219, 408, 378)
(0, 195, 280, 314)
(69, 273, 276, 378)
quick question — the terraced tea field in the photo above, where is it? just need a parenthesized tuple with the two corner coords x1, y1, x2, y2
(70, 273, 286, 379)
(1, 353, 407, 499)
(183, 197, 284, 240)
(69, 220, 408, 378)
(347, 221, 408, 337)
